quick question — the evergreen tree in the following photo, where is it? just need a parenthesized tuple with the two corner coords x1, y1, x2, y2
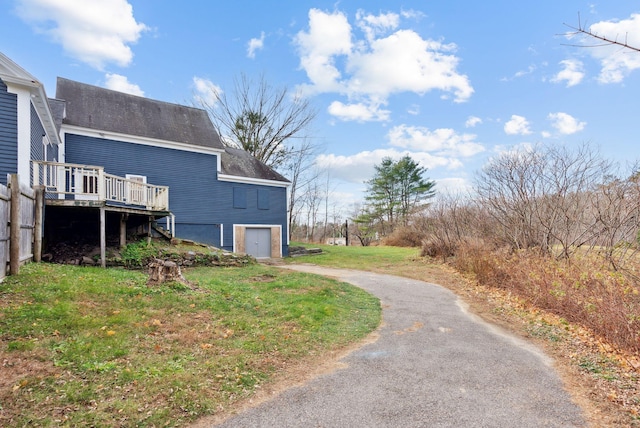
(364, 155, 436, 233)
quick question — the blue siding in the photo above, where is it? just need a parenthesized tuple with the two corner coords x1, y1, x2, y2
(0, 79, 18, 185)
(64, 134, 288, 254)
(30, 103, 45, 184)
(218, 180, 288, 254)
(47, 141, 58, 161)
(30, 104, 45, 161)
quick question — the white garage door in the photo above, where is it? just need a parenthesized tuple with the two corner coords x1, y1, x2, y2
(245, 228, 272, 258)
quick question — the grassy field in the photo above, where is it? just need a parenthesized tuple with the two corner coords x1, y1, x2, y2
(0, 262, 380, 427)
(3, 242, 639, 427)
(289, 243, 422, 270)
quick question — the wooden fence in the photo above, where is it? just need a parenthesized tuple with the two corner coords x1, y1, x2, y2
(0, 174, 41, 281)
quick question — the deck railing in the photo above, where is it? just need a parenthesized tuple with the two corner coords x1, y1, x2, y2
(32, 161, 169, 211)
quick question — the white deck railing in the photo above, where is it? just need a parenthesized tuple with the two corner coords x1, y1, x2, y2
(32, 161, 169, 211)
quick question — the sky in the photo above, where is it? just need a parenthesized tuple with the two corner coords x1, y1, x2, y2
(1, 0, 639, 216)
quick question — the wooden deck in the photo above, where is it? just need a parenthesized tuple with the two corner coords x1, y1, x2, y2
(32, 161, 174, 267)
(32, 161, 169, 211)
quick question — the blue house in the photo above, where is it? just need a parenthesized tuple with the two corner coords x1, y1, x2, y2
(0, 52, 290, 262)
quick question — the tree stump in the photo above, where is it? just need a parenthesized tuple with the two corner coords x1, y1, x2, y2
(147, 258, 193, 287)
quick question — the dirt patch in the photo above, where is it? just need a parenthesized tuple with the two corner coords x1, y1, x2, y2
(0, 350, 60, 397)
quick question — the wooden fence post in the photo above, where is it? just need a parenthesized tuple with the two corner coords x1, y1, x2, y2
(9, 174, 20, 275)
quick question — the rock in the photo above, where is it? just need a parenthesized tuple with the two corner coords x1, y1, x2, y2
(81, 256, 95, 266)
(288, 246, 323, 257)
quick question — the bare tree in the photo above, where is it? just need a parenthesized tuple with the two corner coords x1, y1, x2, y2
(303, 178, 323, 242)
(475, 143, 614, 258)
(281, 138, 322, 240)
(197, 73, 317, 169)
(587, 170, 640, 270)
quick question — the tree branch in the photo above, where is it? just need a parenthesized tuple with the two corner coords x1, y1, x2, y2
(562, 14, 640, 53)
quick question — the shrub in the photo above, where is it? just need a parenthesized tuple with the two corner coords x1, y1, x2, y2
(383, 224, 426, 247)
(420, 237, 457, 261)
(120, 240, 159, 267)
(452, 242, 640, 354)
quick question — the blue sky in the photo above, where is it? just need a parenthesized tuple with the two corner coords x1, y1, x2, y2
(1, 0, 639, 213)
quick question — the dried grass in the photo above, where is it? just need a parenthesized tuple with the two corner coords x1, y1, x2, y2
(452, 241, 640, 354)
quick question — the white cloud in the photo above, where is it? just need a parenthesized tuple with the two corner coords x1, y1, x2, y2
(316, 149, 461, 184)
(294, 9, 473, 122)
(247, 32, 265, 58)
(504, 115, 532, 135)
(347, 30, 473, 101)
(465, 116, 482, 128)
(327, 101, 390, 122)
(582, 13, 640, 83)
(515, 65, 536, 78)
(551, 59, 585, 87)
(433, 177, 472, 195)
(294, 9, 352, 92)
(192, 76, 222, 107)
(387, 125, 485, 157)
(355, 10, 400, 42)
(502, 65, 536, 81)
(407, 104, 420, 115)
(104, 73, 143, 96)
(15, 0, 147, 70)
(548, 112, 586, 135)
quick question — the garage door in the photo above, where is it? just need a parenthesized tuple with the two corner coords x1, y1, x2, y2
(245, 228, 272, 258)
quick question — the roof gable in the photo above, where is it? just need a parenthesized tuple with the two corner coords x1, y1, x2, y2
(0, 52, 61, 146)
(56, 77, 224, 150)
(0, 52, 39, 85)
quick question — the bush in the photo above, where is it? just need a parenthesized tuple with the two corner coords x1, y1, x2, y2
(120, 240, 159, 267)
(383, 225, 426, 247)
(420, 238, 457, 260)
(452, 242, 640, 354)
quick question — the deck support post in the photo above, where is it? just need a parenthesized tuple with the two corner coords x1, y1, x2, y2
(100, 206, 106, 268)
(147, 216, 152, 245)
(33, 185, 44, 262)
(120, 213, 128, 249)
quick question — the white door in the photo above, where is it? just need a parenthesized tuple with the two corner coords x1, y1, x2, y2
(245, 228, 272, 258)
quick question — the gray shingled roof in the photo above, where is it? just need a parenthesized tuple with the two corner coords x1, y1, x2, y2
(56, 77, 224, 150)
(221, 147, 290, 183)
(48, 98, 65, 133)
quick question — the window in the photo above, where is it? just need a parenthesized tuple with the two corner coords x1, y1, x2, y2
(233, 187, 247, 209)
(257, 188, 269, 210)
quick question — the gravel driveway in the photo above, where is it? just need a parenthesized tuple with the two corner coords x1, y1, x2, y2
(209, 265, 586, 427)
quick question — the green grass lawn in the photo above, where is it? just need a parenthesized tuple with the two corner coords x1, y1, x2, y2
(287, 242, 424, 272)
(0, 262, 380, 427)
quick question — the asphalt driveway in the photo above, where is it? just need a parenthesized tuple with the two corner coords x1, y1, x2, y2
(210, 265, 586, 427)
